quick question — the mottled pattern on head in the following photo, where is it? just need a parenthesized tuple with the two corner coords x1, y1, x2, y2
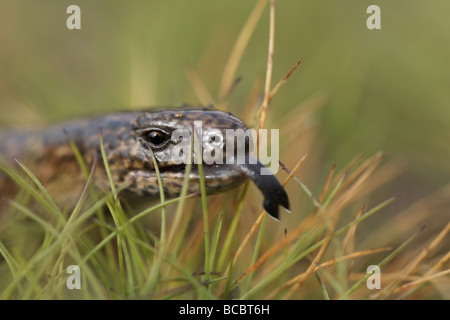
(103, 107, 250, 197)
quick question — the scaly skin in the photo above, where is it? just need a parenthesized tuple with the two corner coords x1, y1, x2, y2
(0, 106, 289, 219)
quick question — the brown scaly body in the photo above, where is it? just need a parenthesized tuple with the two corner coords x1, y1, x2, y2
(0, 106, 289, 219)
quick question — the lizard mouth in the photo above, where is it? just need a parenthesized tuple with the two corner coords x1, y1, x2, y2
(156, 156, 290, 220)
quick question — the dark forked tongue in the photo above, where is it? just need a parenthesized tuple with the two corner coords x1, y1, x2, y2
(232, 154, 290, 220)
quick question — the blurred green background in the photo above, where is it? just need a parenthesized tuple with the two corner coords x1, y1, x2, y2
(0, 0, 449, 215)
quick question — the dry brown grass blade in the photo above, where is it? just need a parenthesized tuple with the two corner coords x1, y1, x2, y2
(286, 201, 362, 299)
(256, 33, 303, 131)
(333, 155, 406, 207)
(394, 250, 449, 298)
(218, 0, 268, 105)
(373, 221, 450, 298)
(279, 158, 321, 209)
(271, 247, 391, 298)
(338, 152, 384, 194)
(361, 183, 450, 250)
(319, 164, 336, 204)
(348, 272, 419, 282)
(283, 163, 341, 299)
(349, 159, 408, 210)
(231, 211, 265, 267)
(280, 154, 308, 188)
(234, 151, 385, 287)
(235, 148, 390, 296)
(252, 58, 303, 126)
(333, 153, 364, 183)
(425, 250, 450, 276)
(268, 59, 302, 103)
(395, 250, 450, 299)
(401, 220, 449, 272)
(392, 269, 450, 295)
(282, 155, 390, 297)
(228, 155, 306, 274)
(234, 213, 317, 285)
(318, 248, 392, 270)
(329, 152, 384, 214)
(342, 204, 365, 253)
(258, 0, 275, 131)
(283, 223, 335, 299)
(341, 204, 366, 285)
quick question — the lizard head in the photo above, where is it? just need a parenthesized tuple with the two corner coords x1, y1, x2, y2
(107, 106, 289, 219)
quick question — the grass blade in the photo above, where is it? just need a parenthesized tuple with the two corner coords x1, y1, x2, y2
(342, 225, 427, 299)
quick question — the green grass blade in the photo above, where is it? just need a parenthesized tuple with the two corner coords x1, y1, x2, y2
(12, 156, 61, 216)
(217, 182, 249, 270)
(241, 194, 400, 299)
(243, 214, 267, 293)
(342, 224, 426, 299)
(0, 159, 64, 225)
(210, 213, 224, 272)
(144, 144, 167, 294)
(193, 125, 211, 292)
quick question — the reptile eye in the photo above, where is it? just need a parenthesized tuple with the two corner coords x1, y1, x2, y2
(145, 130, 169, 148)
